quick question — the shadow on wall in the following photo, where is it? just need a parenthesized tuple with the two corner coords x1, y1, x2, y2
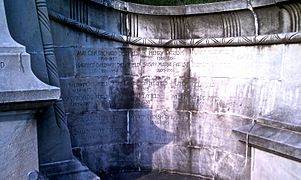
(57, 46, 175, 179)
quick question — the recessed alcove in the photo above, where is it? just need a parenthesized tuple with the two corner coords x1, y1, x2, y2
(44, 0, 301, 179)
(3, 0, 301, 179)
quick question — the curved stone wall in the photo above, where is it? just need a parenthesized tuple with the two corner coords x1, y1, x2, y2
(47, 0, 301, 179)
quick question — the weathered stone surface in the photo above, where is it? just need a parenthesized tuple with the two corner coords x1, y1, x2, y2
(191, 113, 251, 156)
(46, 0, 301, 179)
(75, 48, 139, 77)
(60, 77, 109, 113)
(101, 171, 206, 180)
(0, 0, 59, 104)
(0, 111, 38, 180)
(234, 123, 301, 160)
(76, 144, 138, 173)
(191, 46, 282, 79)
(0, 52, 60, 104)
(67, 111, 128, 147)
(251, 148, 301, 180)
(130, 110, 190, 145)
(54, 41, 301, 178)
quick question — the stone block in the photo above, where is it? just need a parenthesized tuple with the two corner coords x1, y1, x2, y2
(233, 123, 301, 160)
(215, 150, 250, 180)
(191, 113, 251, 156)
(0, 52, 60, 103)
(79, 143, 138, 173)
(75, 47, 140, 77)
(133, 76, 176, 110)
(251, 148, 301, 180)
(139, 48, 190, 77)
(109, 77, 136, 109)
(130, 110, 190, 145)
(282, 44, 301, 82)
(191, 45, 283, 79)
(60, 77, 109, 113)
(136, 143, 216, 178)
(0, 111, 38, 180)
(67, 111, 128, 147)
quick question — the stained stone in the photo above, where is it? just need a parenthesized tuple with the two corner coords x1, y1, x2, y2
(1, 0, 299, 179)
(251, 148, 301, 180)
(67, 111, 128, 147)
(48, 1, 301, 176)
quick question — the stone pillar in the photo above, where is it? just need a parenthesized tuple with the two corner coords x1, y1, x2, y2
(0, 0, 60, 179)
(3, 0, 100, 179)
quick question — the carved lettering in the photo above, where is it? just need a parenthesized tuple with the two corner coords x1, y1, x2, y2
(67, 112, 127, 146)
(75, 48, 140, 76)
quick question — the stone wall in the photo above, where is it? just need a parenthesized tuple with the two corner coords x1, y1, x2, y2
(47, 0, 301, 179)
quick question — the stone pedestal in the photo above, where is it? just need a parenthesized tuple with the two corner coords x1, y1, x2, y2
(0, 0, 60, 179)
(0, 111, 39, 179)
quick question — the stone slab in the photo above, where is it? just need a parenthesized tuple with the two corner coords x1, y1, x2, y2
(60, 77, 109, 113)
(251, 148, 301, 180)
(67, 111, 128, 147)
(0, 111, 38, 180)
(191, 113, 251, 155)
(191, 45, 282, 79)
(75, 47, 140, 77)
(130, 110, 190, 145)
(136, 143, 249, 179)
(233, 123, 301, 160)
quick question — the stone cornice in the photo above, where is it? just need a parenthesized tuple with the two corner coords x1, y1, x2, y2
(49, 10, 301, 47)
(89, 0, 289, 15)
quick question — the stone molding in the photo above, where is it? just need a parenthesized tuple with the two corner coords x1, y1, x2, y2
(233, 122, 301, 162)
(49, 10, 301, 47)
(89, 0, 289, 16)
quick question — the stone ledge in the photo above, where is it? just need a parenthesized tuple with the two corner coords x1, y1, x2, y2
(0, 100, 56, 111)
(90, 0, 290, 15)
(233, 123, 301, 162)
(0, 89, 60, 104)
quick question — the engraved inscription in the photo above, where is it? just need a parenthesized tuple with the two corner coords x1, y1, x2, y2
(60, 78, 109, 113)
(140, 48, 189, 76)
(76, 48, 140, 76)
(130, 111, 190, 144)
(0, 62, 5, 69)
(67, 112, 127, 147)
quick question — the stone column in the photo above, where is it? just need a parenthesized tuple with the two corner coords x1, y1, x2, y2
(3, 0, 100, 179)
(0, 0, 60, 179)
